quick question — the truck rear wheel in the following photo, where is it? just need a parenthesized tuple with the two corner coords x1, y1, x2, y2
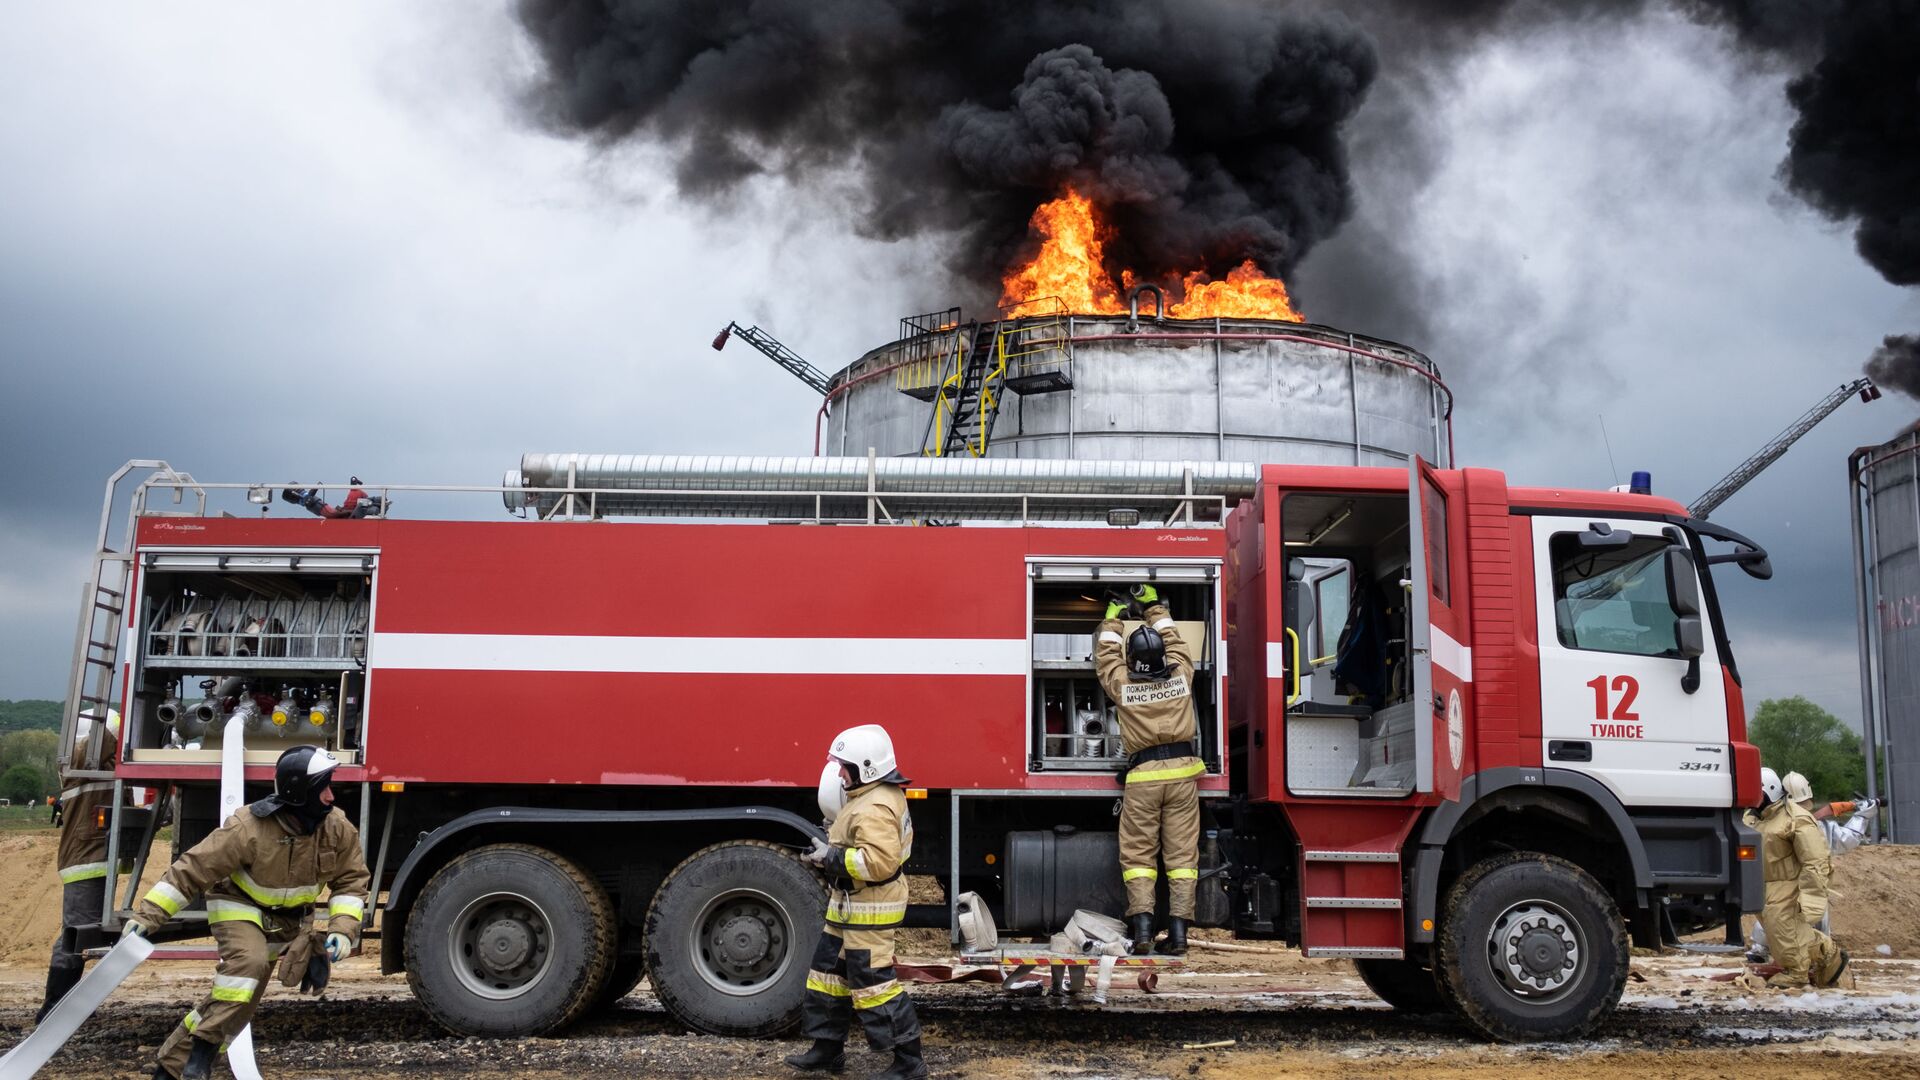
(404, 843, 616, 1037)
(644, 839, 821, 1037)
(1435, 852, 1628, 1042)
(1354, 957, 1449, 1013)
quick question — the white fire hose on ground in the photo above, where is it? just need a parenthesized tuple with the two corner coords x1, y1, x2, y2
(1047, 911, 1133, 1004)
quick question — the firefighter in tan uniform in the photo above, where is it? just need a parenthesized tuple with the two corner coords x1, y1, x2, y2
(124, 746, 370, 1080)
(1095, 584, 1200, 956)
(37, 710, 130, 1022)
(789, 724, 926, 1080)
(1750, 767, 1849, 989)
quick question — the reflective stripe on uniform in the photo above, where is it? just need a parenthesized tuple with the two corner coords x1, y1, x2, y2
(806, 971, 851, 996)
(845, 848, 869, 884)
(230, 868, 321, 908)
(1126, 760, 1206, 784)
(211, 973, 259, 1002)
(183, 1008, 202, 1033)
(60, 781, 116, 801)
(853, 980, 903, 1009)
(145, 880, 191, 915)
(328, 895, 366, 920)
(206, 899, 263, 926)
(1098, 631, 1124, 645)
(825, 896, 908, 926)
(1151, 618, 1176, 632)
(1166, 868, 1199, 880)
(61, 861, 108, 884)
(1122, 867, 1158, 882)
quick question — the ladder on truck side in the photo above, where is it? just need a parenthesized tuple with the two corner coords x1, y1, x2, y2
(924, 319, 1008, 458)
(59, 462, 202, 923)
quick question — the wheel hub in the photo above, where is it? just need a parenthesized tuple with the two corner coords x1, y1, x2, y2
(478, 917, 534, 973)
(1488, 900, 1582, 1000)
(715, 914, 771, 968)
(691, 889, 793, 996)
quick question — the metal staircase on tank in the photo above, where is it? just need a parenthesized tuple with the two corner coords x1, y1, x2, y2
(924, 319, 1009, 458)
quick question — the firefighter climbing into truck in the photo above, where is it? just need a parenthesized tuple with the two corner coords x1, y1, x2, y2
(1097, 583, 1202, 957)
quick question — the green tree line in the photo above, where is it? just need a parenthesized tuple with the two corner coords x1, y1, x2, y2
(0, 701, 64, 805)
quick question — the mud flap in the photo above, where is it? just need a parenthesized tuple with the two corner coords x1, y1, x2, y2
(0, 934, 155, 1079)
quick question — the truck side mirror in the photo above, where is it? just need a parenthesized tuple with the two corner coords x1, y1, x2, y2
(1675, 615, 1704, 659)
(1665, 547, 1701, 617)
(1734, 544, 1772, 581)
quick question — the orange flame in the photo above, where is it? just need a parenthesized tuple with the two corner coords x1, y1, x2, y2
(998, 189, 1304, 322)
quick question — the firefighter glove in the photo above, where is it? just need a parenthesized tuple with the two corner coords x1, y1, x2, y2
(324, 932, 351, 963)
(1130, 584, 1159, 606)
(1104, 599, 1129, 620)
(299, 953, 331, 995)
(120, 921, 147, 940)
(802, 837, 831, 868)
(1800, 894, 1828, 924)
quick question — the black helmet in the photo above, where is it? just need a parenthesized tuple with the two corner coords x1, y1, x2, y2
(250, 745, 340, 818)
(1127, 624, 1168, 679)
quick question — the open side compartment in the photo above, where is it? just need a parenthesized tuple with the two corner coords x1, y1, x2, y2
(127, 550, 374, 765)
(1277, 492, 1417, 798)
(1026, 560, 1222, 775)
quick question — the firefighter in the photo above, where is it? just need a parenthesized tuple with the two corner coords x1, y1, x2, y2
(789, 723, 925, 1080)
(123, 745, 370, 1080)
(36, 709, 125, 1023)
(1750, 771, 1879, 962)
(1095, 583, 1200, 956)
(1751, 767, 1848, 990)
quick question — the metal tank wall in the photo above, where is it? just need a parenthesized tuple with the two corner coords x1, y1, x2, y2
(822, 315, 1452, 467)
(1856, 425, 1920, 843)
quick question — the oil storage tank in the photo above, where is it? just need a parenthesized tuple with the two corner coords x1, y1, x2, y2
(1853, 423, 1920, 843)
(820, 310, 1453, 467)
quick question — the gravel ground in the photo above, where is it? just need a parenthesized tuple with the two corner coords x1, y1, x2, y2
(4, 952, 1918, 1078)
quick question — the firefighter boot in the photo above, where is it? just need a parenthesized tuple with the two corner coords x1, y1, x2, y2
(1816, 947, 1851, 988)
(35, 964, 83, 1023)
(1157, 917, 1189, 956)
(784, 1038, 846, 1073)
(1129, 913, 1154, 955)
(181, 1037, 219, 1080)
(869, 1037, 928, 1080)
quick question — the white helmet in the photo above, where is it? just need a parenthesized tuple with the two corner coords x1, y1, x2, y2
(1759, 767, 1786, 806)
(1782, 771, 1814, 806)
(75, 708, 123, 743)
(829, 724, 908, 787)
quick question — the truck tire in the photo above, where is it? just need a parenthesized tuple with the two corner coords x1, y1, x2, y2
(404, 843, 616, 1037)
(1354, 957, 1449, 1013)
(644, 839, 822, 1037)
(1434, 852, 1628, 1042)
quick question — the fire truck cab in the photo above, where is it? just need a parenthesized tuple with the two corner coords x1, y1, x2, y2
(59, 456, 1766, 1045)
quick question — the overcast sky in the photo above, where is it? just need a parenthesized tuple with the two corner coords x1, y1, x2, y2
(2, 5, 1914, 727)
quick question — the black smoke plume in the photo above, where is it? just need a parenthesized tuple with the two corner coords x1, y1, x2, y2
(514, 1, 1377, 300)
(1866, 335, 1920, 402)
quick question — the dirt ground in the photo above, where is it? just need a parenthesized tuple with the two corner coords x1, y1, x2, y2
(3, 831, 1918, 1078)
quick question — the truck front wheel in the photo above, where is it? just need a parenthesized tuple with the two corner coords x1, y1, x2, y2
(1435, 852, 1628, 1041)
(644, 840, 822, 1037)
(404, 843, 616, 1037)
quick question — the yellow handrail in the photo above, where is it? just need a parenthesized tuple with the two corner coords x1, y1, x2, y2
(1285, 627, 1303, 705)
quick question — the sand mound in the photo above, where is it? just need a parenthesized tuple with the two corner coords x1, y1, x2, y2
(0, 830, 171, 966)
(1829, 842, 1920, 955)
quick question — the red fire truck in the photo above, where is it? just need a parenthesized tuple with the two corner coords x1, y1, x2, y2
(59, 454, 1768, 1043)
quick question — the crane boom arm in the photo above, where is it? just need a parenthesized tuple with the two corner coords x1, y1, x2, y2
(1689, 378, 1878, 518)
(714, 321, 834, 397)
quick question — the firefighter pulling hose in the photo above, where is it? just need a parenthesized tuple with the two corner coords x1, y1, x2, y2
(1748, 767, 1850, 990)
(1097, 584, 1201, 957)
(125, 746, 370, 1079)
